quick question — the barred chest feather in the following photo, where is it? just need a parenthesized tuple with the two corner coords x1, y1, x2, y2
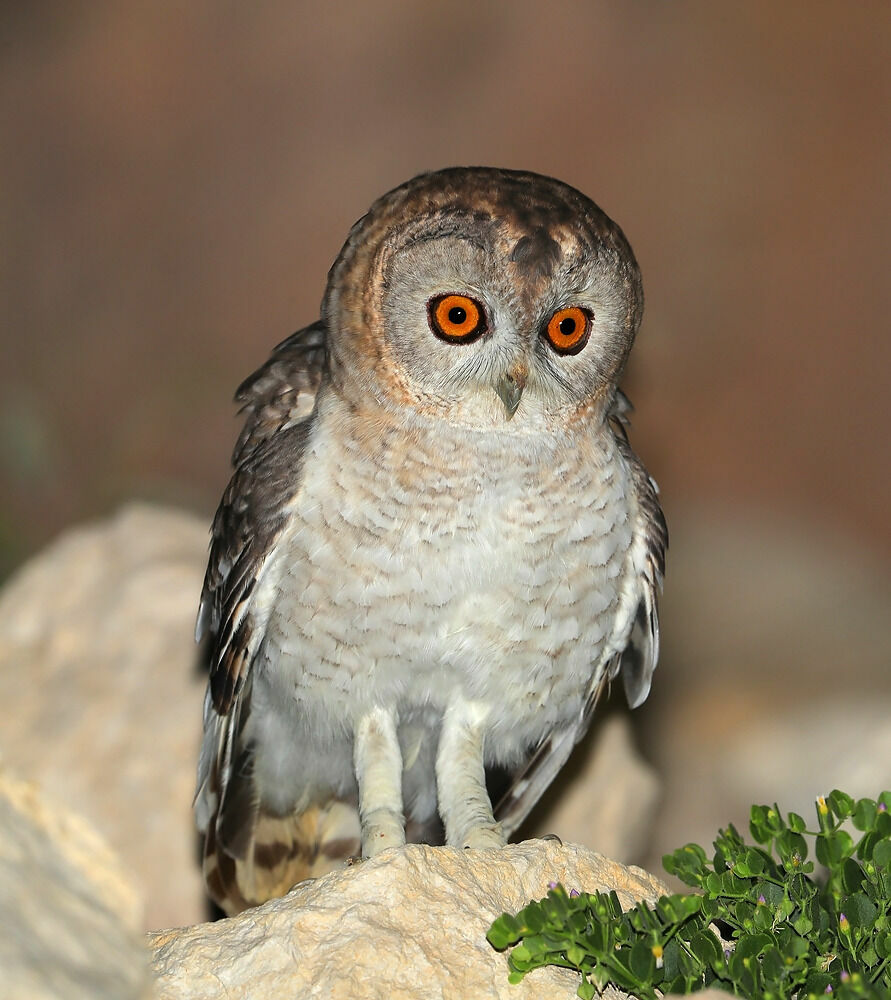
(254, 402, 636, 767)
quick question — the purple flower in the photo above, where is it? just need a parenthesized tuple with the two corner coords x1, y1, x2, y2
(569, 888, 580, 898)
(548, 881, 558, 890)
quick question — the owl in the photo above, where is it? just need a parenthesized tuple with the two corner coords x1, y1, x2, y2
(194, 167, 666, 915)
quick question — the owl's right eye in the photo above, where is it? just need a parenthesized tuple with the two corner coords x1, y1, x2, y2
(427, 293, 488, 343)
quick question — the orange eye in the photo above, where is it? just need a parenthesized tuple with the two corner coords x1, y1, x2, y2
(543, 306, 591, 355)
(428, 293, 487, 343)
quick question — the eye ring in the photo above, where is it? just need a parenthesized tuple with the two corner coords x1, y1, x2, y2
(427, 293, 488, 343)
(542, 306, 591, 355)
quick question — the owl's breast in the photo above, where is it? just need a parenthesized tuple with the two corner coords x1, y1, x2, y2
(261, 413, 635, 750)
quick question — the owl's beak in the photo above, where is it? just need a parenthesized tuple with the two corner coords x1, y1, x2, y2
(494, 363, 527, 420)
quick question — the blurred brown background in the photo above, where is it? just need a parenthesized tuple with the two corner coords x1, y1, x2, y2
(2, 0, 889, 570)
(0, 0, 889, 927)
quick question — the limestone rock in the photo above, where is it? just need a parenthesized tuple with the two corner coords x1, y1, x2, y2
(0, 502, 209, 929)
(148, 840, 668, 1000)
(0, 765, 151, 1000)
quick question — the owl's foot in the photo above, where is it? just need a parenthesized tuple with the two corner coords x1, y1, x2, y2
(361, 807, 406, 859)
(461, 822, 506, 850)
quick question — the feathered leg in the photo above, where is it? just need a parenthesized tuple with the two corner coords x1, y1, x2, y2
(436, 696, 505, 849)
(354, 706, 406, 857)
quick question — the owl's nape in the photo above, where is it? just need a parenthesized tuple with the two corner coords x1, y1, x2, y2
(196, 166, 664, 915)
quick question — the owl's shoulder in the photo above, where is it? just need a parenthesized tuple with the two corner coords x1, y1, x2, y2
(231, 321, 328, 465)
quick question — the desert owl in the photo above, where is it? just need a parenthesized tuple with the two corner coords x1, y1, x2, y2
(194, 167, 666, 915)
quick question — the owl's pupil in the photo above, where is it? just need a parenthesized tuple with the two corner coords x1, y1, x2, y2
(448, 306, 467, 325)
(559, 317, 576, 336)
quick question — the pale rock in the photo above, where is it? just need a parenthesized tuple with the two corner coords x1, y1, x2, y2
(0, 765, 151, 1000)
(0, 502, 209, 929)
(148, 840, 668, 1000)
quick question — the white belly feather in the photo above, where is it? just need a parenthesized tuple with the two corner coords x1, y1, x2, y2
(252, 412, 636, 789)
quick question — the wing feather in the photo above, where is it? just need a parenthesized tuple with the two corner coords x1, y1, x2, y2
(195, 322, 329, 913)
(196, 322, 327, 716)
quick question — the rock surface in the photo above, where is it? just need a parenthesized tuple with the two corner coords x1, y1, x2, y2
(0, 765, 151, 1000)
(0, 503, 209, 929)
(148, 840, 667, 1000)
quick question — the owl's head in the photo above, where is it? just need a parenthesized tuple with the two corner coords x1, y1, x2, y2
(322, 167, 643, 431)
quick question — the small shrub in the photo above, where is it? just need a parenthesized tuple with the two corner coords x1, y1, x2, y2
(487, 790, 891, 998)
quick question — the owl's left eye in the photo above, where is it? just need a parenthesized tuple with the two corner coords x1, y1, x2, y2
(542, 306, 591, 355)
(427, 293, 488, 343)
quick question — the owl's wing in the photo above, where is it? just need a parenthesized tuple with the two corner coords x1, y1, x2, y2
(609, 390, 668, 709)
(195, 321, 327, 713)
(195, 322, 336, 913)
(494, 390, 667, 839)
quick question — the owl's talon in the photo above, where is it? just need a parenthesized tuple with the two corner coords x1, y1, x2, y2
(461, 825, 507, 850)
(540, 833, 563, 845)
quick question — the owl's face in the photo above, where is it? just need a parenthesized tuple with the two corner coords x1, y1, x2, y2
(323, 168, 643, 431)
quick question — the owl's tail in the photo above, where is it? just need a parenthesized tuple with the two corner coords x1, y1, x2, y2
(196, 684, 361, 916)
(202, 798, 361, 916)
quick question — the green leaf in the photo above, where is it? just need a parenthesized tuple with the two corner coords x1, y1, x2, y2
(828, 789, 855, 819)
(661, 938, 681, 980)
(873, 838, 891, 868)
(841, 857, 866, 893)
(843, 891, 878, 928)
(803, 971, 833, 995)
(576, 979, 596, 1000)
(487, 913, 522, 949)
(629, 939, 656, 982)
(656, 893, 701, 923)
(542, 890, 570, 923)
(705, 870, 749, 897)
(787, 811, 808, 833)
(853, 798, 878, 831)
(760, 943, 784, 981)
(689, 929, 723, 966)
(876, 931, 891, 959)
(735, 933, 774, 961)
(816, 829, 854, 866)
(754, 880, 785, 907)
(565, 943, 586, 968)
(517, 901, 546, 933)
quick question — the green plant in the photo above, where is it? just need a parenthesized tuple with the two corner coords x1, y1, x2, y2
(487, 791, 891, 999)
